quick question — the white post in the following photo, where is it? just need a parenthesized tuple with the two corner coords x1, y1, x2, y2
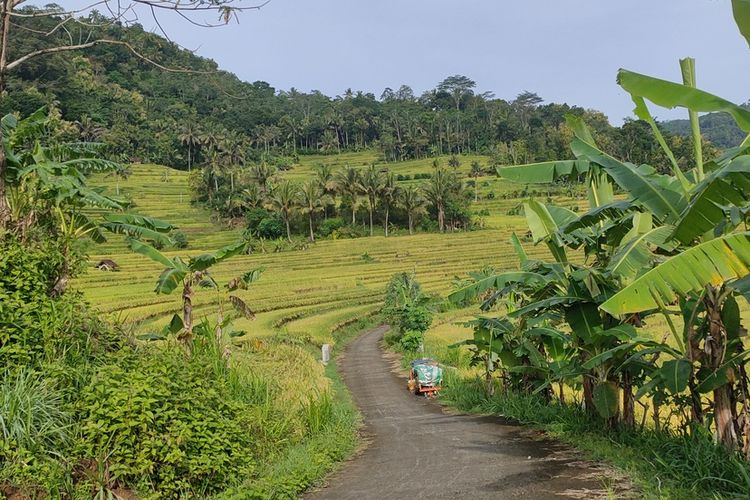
(322, 344, 331, 365)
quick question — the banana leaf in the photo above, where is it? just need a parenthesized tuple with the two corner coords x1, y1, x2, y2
(607, 226, 674, 280)
(672, 156, 750, 244)
(733, 0, 750, 47)
(600, 232, 750, 315)
(448, 271, 547, 304)
(571, 139, 686, 221)
(498, 160, 589, 183)
(189, 240, 247, 272)
(618, 69, 750, 132)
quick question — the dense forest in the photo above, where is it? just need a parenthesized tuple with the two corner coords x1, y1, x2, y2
(3, 6, 715, 173)
(663, 110, 748, 148)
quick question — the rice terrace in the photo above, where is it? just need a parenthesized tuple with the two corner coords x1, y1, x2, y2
(4, 1, 750, 499)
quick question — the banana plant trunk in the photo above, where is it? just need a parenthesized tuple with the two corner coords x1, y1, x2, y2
(583, 373, 596, 415)
(705, 287, 738, 449)
(181, 280, 194, 344)
(622, 373, 635, 428)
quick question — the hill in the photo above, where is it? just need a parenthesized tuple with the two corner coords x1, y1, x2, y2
(662, 111, 747, 148)
(6, 6, 698, 173)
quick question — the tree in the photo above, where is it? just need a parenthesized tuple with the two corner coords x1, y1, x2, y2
(299, 180, 328, 242)
(399, 185, 428, 235)
(314, 164, 336, 218)
(130, 239, 248, 345)
(469, 161, 483, 202)
(358, 164, 384, 236)
(335, 166, 361, 225)
(423, 168, 456, 232)
(266, 180, 297, 242)
(381, 172, 399, 237)
(179, 124, 202, 172)
(0, 0, 268, 225)
(251, 162, 276, 194)
(437, 75, 476, 111)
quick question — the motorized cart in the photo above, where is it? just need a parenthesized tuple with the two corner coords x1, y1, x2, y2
(408, 358, 443, 397)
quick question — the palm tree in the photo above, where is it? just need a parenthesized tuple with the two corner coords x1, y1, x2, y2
(335, 166, 361, 225)
(358, 164, 384, 236)
(108, 164, 132, 196)
(251, 162, 276, 194)
(179, 124, 202, 172)
(314, 164, 336, 219)
(76, 115, 106, 142)
(205, 148, 226, 193)
(299, 180, 329, 242)
(381, 171, 399, 237)
(241, 183, 263, 209)
(399, 185, 428, 235)
(424, 168, 456, 232)
(266, 180, 297, 242)
(470, 161, 483, 202)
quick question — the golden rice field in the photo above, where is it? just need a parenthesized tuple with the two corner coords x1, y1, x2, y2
(77, 153, 586, 349)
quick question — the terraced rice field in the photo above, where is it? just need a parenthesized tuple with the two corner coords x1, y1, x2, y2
(77, 153, 587, 349)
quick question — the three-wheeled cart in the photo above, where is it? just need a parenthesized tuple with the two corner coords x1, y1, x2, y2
(408, 358, 443, 397)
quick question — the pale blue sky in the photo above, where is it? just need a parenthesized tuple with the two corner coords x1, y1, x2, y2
(63, 1, 750, 123)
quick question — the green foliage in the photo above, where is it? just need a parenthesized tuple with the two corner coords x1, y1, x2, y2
(398, 331, 424, 352)
(171, 229, 189, 249)
(256, 216, 285, 240)
(77, 347, 258, 496)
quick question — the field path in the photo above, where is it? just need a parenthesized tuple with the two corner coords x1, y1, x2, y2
(306, 326, 616, 499)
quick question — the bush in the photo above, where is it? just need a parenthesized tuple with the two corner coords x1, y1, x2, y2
(257, 216, 285, 240)
(398, 303, 433, 334)
(77, 347, 259, 496)
(245, 207, 272, 233)
(171, 230, 189, 249)
(318, 217, 345, 238)
(399, 331, 423, 352)
(0, 237, 119, 371)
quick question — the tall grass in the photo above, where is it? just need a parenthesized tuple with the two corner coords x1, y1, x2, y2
(0, 369, 71, 456)
(442, 376, 750, 499)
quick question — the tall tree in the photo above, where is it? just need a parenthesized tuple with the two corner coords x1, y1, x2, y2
(299, 180, 328, 242)
(358, 164, 384, 236)
(179, 124, 202, 172)
(399, 185, 428, 235)
(266, 180, 297, 242)
(381, 172, 399, 237)
(469, 161, 483, 202)
(335, 166, 361, 225)
(423, 168, 456, 232)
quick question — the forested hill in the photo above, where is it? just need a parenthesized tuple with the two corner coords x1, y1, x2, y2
(4, 6, 707, 171)
(662, 111, 747, 149)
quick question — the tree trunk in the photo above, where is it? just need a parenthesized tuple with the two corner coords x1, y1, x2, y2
(583, 374, 595, 415)
(706, 287, 739, 449)
(230, 172, 234, 192)
(188, 147, 192, 172)
(285, 215, 291, 242)
(558, 382, 565, 405)
(351, 206, 356, 225)
(623, 373, 635, 429)
(308, 213, 315, 242)
(181, 281, 194, 344)
(0, 0, 10, 227)
(384, 205, 389, 237)
(214, 175, 219, 193)
(474, 182, 479, 202)
(438, 204, 445, 232)
(368, 205, 373, 236)
(408, 213, 414, 235)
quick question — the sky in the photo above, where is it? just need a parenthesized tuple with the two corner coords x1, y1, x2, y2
(70, 0, 750, 123)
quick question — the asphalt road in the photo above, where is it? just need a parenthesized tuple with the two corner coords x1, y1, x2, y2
(305, 325, 619, 500)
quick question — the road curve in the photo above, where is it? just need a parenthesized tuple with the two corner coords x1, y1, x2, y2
(305, 326, 617, 500)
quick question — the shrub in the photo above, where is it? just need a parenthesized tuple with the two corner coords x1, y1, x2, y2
(486, 192, 495, 200)
(245, 207, 272, 233)
(77, 347, 258, 496)
(399, 331, 423, 352)
(0, 237, 119, 371)
(318, 217, 345, 238)
(171, 230, 189, 249)
(257, 216, 285, 240)
(398, 303, 433, 334)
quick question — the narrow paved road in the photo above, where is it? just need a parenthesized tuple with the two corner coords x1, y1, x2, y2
(305, 326, 617, 499)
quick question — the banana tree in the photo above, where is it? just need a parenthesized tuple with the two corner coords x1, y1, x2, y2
(130, 239, 249, 344)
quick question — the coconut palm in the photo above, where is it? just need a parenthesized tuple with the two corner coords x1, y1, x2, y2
(470, 161, 483, 202)
(251, 162, 276, 194)
(76, 115, 106, 142)
(335, 165, 361, 225)
(381, 172, 399, 237)
(266, 180, 298, 242)
(423, 168, 456, 232)
(299, 180, 329, 242)
(179, 124, 202, 172)
(314, 164, 336, 219)
(399, 185, 428, 235)
(358, 164, 384, 236)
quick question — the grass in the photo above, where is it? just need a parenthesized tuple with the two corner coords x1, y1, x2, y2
(440, 375, 750, 499)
